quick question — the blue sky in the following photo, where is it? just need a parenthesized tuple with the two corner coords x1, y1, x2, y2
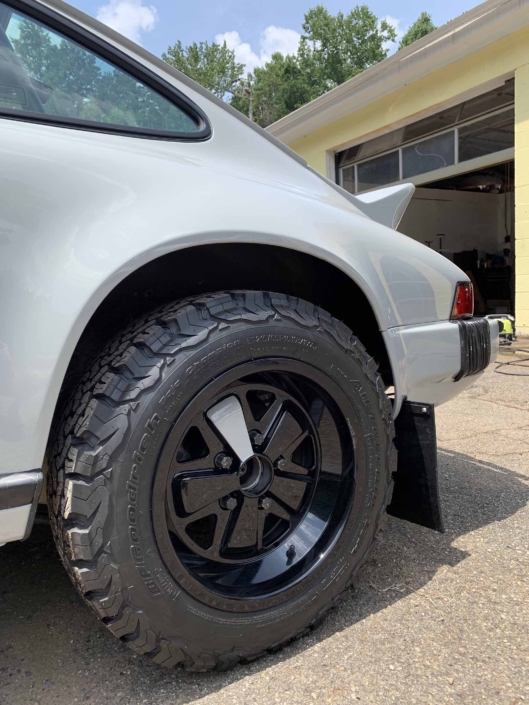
(68, 0, 483, 70)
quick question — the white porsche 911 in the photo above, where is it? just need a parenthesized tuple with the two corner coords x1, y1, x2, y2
(0, 0, 497, 671)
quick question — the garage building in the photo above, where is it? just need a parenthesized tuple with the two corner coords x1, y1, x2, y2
(267, 0, 529, 334)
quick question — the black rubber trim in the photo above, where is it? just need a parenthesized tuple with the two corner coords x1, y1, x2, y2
(0, 0, 211, 141)
(454, 317, 492, 381)
(0, 470, 42, 510)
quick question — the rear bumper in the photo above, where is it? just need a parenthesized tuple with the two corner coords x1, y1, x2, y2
(384, 317, 499, 414)
(0, 470, 43, 546)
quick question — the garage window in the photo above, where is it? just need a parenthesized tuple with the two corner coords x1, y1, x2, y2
(402, 131, 455, 179)
(357, 152, 399, 193)
(337, 80, 514, 194)
(458, 109, 514, 163)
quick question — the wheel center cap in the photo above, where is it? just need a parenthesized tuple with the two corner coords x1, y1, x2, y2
(239, 454, 273, 497)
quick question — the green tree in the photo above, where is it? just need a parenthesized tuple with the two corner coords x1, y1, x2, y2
(233, 4, 397, 128)
(299, 5, 397, 92)
(231, 53, 313, 127)
(162, 40, 245, 99)
(399, 12, 437, 50)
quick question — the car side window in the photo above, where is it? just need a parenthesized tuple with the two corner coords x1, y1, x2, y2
(0, 3, 201, 135)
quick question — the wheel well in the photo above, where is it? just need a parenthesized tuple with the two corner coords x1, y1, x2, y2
(51, 243, 392, 435)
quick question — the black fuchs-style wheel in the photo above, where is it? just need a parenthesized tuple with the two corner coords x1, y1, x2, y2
(154, 362, 356, 607)
(48, 291, 395, 671)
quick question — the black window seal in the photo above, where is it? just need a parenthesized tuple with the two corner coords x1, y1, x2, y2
(0, 0, 212, 141)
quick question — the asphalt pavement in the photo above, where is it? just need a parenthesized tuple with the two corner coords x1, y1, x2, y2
(1, 353, 529, 705)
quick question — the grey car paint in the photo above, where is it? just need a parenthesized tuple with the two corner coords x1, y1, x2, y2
(0, 0, 497, 547)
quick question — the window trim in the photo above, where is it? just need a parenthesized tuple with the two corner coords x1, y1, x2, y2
(0, 0, 212, 141)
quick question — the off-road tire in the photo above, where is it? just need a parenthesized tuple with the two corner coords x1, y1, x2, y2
(48, 291, 396, 672)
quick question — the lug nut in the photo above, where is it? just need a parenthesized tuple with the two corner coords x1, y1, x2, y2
(277, 459, 287, 471)
(220, 495, 237, 510)
(259, 497, 271, 511)
(215, 453, 233, 470)
(286, 544, 296, 559)
(251, 431, 265, 447)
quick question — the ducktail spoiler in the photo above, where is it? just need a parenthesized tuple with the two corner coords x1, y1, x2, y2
(354, 183, 415, 230)
(308, 166, 415, 230)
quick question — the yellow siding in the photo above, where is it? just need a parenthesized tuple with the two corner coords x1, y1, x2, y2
(516, 63, 529, 333)
(516, 274, 529, 292)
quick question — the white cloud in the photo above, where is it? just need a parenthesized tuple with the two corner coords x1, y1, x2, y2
(382, 16, 407, 54)
(216, 30, 261, 73)
(260, 26, 301, 61)
(215, 26, 301, 75)
(96, 0, 158, 45)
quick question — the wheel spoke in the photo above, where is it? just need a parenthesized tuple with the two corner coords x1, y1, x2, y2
(173, 457, 215, 472)
(195, 418, 227, 459)
(168, 500, 234, 559)
(281, 430, 310, 462)
(269, 475, 307, 511)
(175, 501, 221, 529)
(256, 498, 291, 549)
(172, 417, 226, 473)
(178, 471, 240, 514)
(265, 411, 304, 462)
(276, 459, 309, 476)
(237, 386, 287, 433)
(207, 395, 254, 463)
(210, 507, 233, 558)
(256, 505, 266, 550)
(227, 497, 259, 548)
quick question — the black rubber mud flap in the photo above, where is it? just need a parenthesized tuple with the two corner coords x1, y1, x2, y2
(387, 402, 444, 533)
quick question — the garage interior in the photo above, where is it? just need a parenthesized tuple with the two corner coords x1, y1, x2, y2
(399, 160, 515, 316)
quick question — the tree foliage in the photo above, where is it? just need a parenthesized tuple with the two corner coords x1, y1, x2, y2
(299, 5, 396, 90)
(230, 53, 313, 127)
(231, 4, 396, 127)
(162, 40, 245, 99)
(398, 12, 437, 50)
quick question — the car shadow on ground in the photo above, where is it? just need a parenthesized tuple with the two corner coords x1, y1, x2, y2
(1, 448, 528, 704)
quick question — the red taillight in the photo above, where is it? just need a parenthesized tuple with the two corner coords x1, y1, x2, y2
(451, 282, 474, 319)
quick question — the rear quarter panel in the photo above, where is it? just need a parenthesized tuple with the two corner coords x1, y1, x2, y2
(0, 110, 464, 476)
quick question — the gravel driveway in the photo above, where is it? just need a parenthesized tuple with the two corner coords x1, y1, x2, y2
(1, 357, 528, 705)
